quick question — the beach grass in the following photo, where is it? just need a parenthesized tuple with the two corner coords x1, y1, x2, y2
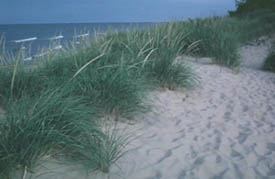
(263, 41, 275, 73)
(179, 17, 241, 68)
(0, 88, 126, 178)
(172, 10, 275, 68)
(29, 22, 199, 116)
(71, 65, 151, 118)
(0, 65, 47, 103)
(234, 10, 275, 43)
(0, 10, 275, 178)
(65, 122, 130, 173)
(0, 21, 199, 177)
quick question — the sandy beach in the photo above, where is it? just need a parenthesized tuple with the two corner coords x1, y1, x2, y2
(99, 38, 275, 179)
(7, 37, 275, 179)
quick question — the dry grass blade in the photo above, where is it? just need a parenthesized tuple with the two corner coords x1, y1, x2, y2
(10, 49, 21, 97)
(121, 41, 134, 55)
(22, 166, 28, 179)
(0, 35, 6, 65)
(101, 39, 113, 52)
(142, 48, 158, 67)
(138, 38, 153, 57)
(72, 53, 105, 79)
(183, 40, 201, 55)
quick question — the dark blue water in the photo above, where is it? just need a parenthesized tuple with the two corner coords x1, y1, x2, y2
(0, 23, 154, 61)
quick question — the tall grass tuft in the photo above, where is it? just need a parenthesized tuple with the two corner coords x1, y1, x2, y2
(0, 88, 126, 178)
(32, 23, 198, 117)
(235, 10, 275, 43)
(65, 123, 130, 173)
(178, 17, 241, 67)
(172, 11, 275, 68)
(0, 64, 47, 103)
(98, 23, 199, 89)
(71, 65, 150, 118)
(137, 23, 199, 89)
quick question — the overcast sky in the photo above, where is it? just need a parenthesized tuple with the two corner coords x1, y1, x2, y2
(0, 0, 236, 24)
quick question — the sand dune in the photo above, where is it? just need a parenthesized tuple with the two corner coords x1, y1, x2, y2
(100, 38, 275, 179)
(16, 37, 275, 179)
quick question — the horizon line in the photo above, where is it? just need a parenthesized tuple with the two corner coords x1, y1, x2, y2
(0, 21, 169, 25)
(0, 14, 230, 25)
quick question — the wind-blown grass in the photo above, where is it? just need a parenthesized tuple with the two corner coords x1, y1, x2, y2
(0, 65, 47, 103)
(0, 22, 199, 177)
(71, 65, 150, 118)
(30, 22, 199, 117)
(65, 122, 130, 173)
(0, 88, 126, 178)
(99, 23, 200, 89)
(234, 10, 275, 43)
(2, 11, 274, 178)
(0, 89, 93, 177)
(170, 11, 275, 68)
(179, 17, 241, 67)
(35, 42, 151, 118)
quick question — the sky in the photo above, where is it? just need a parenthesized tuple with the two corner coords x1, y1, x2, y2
(0, 0, 236, 24)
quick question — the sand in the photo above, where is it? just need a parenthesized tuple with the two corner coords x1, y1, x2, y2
(16, 37, 275, 179)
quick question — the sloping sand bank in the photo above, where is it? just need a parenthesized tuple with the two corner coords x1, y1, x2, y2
(26, 38, 275, 179)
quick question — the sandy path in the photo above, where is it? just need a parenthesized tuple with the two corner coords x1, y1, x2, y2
(24, 39, 275, 179)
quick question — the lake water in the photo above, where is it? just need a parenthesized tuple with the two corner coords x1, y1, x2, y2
(0, 23, 154, 61)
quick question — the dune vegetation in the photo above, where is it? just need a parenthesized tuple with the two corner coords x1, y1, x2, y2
(263, 41, 275, 73)
(0, 5, 275, 178)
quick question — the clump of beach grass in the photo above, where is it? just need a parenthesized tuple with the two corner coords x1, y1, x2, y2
(233, 10, 275, 43)
(71, 64, 150, 118)
(0, 45, 51, 104)
(99, 22, 200, 89)
(138, 23, 199, 89)
(0, 64, 47, 103)
(170, 11, 275, 68)
(31, 22, 199, 117)
(0, 88, 126, 178)
(35, 42, 150, 118)
(65, 122, 130, 173)
(180, 17, 241, 68)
